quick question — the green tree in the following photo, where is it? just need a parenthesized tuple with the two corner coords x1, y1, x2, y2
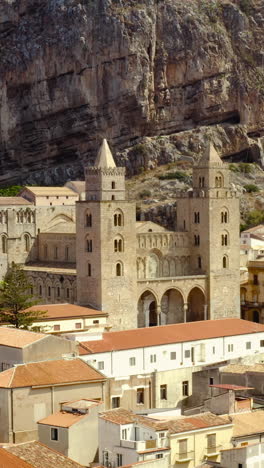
(0, 264, 46, 329)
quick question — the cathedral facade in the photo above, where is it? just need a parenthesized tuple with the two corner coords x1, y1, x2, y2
(0, 140, 241, 330)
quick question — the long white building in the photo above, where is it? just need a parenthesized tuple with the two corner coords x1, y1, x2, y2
(79, 319, 264, 410)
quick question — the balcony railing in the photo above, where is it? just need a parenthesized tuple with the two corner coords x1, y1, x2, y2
(175, 451, 194, 462)
(205, 445, 222, 456)
(241, 301, 264, 308)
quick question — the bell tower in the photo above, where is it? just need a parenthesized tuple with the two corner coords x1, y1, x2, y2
(177, 143, 240, 320)
(76, 139, 137, 330)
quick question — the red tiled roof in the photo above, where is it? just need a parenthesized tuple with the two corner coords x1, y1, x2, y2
(0, 197, 32, 206)
(0, 358, 106, 388)
(25, 303, 107, 320)
(79, 319, 264, 354)
(0, 448, 33, 467)
(5, 441, 84, 467)
(38, 411, 87, 428)
(0, 327, 46, 349)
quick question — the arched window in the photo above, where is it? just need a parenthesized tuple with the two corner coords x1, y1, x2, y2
(221, 234, 228, 246)
(114, 237, 124, 252)
(199, 177, 205, 188)
(223, 256, 228, 269)
(194, 235, 200, 246)
(221, 210, 228, 223)
(86, 213, 92, 227)
(116, 262, 123, 276)
(1, 235, 7, 254)
(215, 173, 223, 188)
(24, 234, 30, 252)
(65, 246, 69, 261)
(86, 239, 93, 252)
(114, 210, 124, 227)
(88, 263, 91, 276)
(112, 181, 116, 189)
(194, 212, 200, 224)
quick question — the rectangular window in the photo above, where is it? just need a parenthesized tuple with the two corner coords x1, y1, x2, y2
(253, 274, 258, 285)
(66, 288, 70, 299)
(112, 397, 120, 408)
(75, 322, 82, 329)
(88, 263, 91, 276)
(170, 351, 176, 360)
(212, 346, 215, 354)
(179, 438, 187, 455)
(207, 433, 216, 449)
(228, 344, 233, 352)
(98, 361, 104, 370)
(160, 384, 167, 400)
(51, 427, 58, 441)
(260, 340, 264, 347)
(182, 381, 189, 397)
(117, 454, 123, 467)
(150, 354, 156, 363)
(137, 388, 144, 404)
(122, 429, 127, 440)
(93, 319, 99, 324)
(159, 432, 165, 438)
(184, 350, 191, 358)
(209, 377, 214, 385)
(156, 454, 163, 459)
(53, 324, 60, 331)
(246, 342, 251, 350)
(129, 357, 136, 366)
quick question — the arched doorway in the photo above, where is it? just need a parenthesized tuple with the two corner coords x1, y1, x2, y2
(245, 309, 260, 323)
(137, 291, 157, 328)
(161, 289, 184, 324)
(187, 287, 205, 322)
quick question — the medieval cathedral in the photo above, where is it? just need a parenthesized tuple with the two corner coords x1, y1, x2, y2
(0, 140, 241, 330)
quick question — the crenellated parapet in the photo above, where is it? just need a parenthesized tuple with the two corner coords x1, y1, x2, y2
(85, 167, 126, 177)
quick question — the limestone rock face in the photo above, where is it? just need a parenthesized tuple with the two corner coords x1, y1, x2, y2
(0, 0, 263, 184)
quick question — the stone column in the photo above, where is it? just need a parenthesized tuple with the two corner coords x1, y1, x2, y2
(183, 303, 188, 323)
(157, 304, 161, 326)
(204, 304, 208, 321)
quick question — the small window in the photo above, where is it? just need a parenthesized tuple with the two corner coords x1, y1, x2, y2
(184, 350, 191, 358)
(116, 262, 123, 276)
(86, 213, 92, 227)
(150, 354, 156, 363)
(137, 388, 144, 404)
(253, 274, 258, 285)
(57, 287, 60, 297)
(112, 195, 115, 200)
(209, 377, 214, 385)
(112, 397, 120, 408)
(198, 256, 202, 269)
(207, 433, 216, 449)
(129, 357, 136, 366)
(182, 381, 189, 396)
(160, 384, 167, 400)
(66, 288, 70, 299)
(39, 285, 42, 296)
(194, 234, 200, 246)
(75, 322, 82, 329)
(212, 346, 215, 354)
(223, 256, 228, 268)
(179, 438, 187, 455)
(112, 181, 116, 189)
(122, 429, 127, 440)
(86, 239, 93, 252)
(93, 319, 99, 324)
(246, 342, 251, 350)
(98, 361, 104, 370)
(238, 464, 243, 468)
(117, 454, 123, 467)
(159, 432, 165, 438)
(48, 286, 51, 297)
(53, 324, 60, 331)
(170, 352, 176, 360)
(88, 263, 91, 276)
(194, 212, 200, 224)
(228, 344, 233, 352)
(156, 454, 163, 459)
(260, 340, 264, 347)
(51, 427, 58, 441)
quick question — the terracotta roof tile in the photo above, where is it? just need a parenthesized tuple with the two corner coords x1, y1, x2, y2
(100, 409, 231, 434)
(5, 441, 83, 468)
(79, 319, 264, 354)
(25, 303, 107, 320)
(231, 411, 264, 437)
(38, 411, 87, 428)
(0, 327, 46, 349)
(0, 358, 106, 388)
(0, 448, 33, 467)
(22, 187, 78, 197)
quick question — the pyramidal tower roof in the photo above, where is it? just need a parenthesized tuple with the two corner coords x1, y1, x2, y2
(94, 139, 116, 168)
(199, 142, 223, 166)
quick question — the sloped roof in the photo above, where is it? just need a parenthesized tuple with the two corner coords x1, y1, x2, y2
(94, 139, 116, 168)
(198, 142, 223, 166)
(25, 303, 107, 320)
(5, 441, 84, 468)
(0, 447, 33, 467)
(0, 327, 46, 349)
(232, 411, 264, 437)
(22, 187, 78, 197)
(0, 197, 32, 206)
(0, 358, 106, 388)
(79, 319, 264, 355)
(135, 221, 168, 233)
(38, 411, 87, 428)
(99, 408, 231, 434)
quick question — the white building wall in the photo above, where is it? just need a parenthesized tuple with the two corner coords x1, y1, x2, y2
(82, 332, 264, 378)
(32, 315, 107, 333)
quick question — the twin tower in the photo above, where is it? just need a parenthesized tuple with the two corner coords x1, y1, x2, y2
(76, 139, 240, 330)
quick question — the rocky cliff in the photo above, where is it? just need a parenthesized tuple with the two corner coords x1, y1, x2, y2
(0, 0, 263, 184)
